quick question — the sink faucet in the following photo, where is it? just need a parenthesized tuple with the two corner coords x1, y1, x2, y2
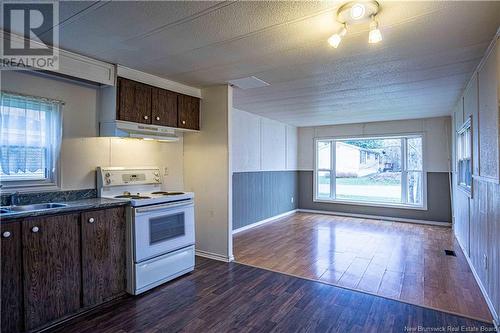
(10, 191, 20, 206)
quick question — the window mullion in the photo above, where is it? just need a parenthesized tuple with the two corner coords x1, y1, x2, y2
(331, 140, 336, 200)
(401, 138, 408, 204)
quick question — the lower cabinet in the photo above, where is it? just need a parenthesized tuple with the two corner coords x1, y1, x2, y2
(81, 207, 126, 307)
(1, 221, 23, 333)
(0, 206, 126, 333)
(22, 213, 81, 331)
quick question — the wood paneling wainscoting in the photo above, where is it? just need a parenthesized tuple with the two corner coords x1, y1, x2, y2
(452, 32, 500, 326)
(455, 178, 500, 324)
(232, 171, 298, 230)
(234, 212, 493, 322)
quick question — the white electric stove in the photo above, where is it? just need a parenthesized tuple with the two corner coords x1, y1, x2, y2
(97, 167, 195, 295)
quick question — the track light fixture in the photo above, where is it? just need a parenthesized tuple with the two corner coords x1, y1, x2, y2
(328, 1, 382, 48)
(328, 24, 347, 48)
(368, 15, 382, 44)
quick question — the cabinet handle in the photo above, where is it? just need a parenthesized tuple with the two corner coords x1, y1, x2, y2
(144, 115, 149, 120)
(182, 120, 186, 125)
(31, 226, 39, 233)
(88, 217, 95, 224)
(2, 231, 11, 238)
(156, 116, 160, 121)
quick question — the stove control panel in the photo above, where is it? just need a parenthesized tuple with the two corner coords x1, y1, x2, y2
(97, 167, 162, 187)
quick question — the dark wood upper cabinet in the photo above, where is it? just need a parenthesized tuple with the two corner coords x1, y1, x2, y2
(152, 87, 178, 127)
(1, 222, 23, 333)
(22, 213, 81, 331)
(178, 94, 200, 130)
(116, 77, 200, 131)
(81, 207, 126, 308)
(117, 77, 152, 124)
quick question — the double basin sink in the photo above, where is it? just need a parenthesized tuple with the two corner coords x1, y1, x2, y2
(0, 203, 68, 215)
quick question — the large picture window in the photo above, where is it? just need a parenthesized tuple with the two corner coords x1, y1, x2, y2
(0, 92, 63, 189)
(315, 134, 425, 208)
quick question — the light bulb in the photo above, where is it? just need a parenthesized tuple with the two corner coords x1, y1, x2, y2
(369, 18, 382, 44)
(350, 3, 365, 20)
(328, 24, 347, 48)
(328, 34, 342, 48)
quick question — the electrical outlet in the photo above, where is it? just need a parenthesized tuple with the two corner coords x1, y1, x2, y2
(164, 167, 169, 176)
(483, 254, 488, 270)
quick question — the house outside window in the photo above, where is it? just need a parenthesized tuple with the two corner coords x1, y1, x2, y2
(0, 92, 63, 190)
(314, 134, 425, 209)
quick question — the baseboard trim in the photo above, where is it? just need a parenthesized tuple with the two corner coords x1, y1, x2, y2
(195, 249, 233, 263)
(232, 210, 298, 235)
(297, 209, 451, 227)
(456, 238, 499, 328)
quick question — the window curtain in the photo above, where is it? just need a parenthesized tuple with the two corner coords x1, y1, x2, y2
(0, 92, 63, 181)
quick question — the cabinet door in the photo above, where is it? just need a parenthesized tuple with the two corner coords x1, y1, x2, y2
(1, 222, 23, 333)
(81, 207, 126, 307)
(117, 77, 152, 124)
(22, 213, 81, 331)
(178, 95, 200, 130)
(152, 88, 178, 127)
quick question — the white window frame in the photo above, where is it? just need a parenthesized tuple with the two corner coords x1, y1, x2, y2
(313, 133, 427, 210)
(0, 91, 63, 192)
(456, 117, 472, 196)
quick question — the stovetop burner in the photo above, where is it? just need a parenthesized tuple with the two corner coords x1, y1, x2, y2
(114, 195, 151, 199)
(151, 191, 185, 196)
(97, 167, 194, 207)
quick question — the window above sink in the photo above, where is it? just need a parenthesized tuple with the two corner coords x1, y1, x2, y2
(0, 92, 63, 190)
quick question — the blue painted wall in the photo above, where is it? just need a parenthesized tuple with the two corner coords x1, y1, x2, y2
(232, 171, 298, 230)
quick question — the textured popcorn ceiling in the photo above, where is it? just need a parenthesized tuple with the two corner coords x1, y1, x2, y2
(23, 1, 500, 126)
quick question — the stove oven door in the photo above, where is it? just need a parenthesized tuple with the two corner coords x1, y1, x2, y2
(133, 200, 195, 262)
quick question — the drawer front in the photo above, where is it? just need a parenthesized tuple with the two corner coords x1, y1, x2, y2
(132, 246, 195, 294)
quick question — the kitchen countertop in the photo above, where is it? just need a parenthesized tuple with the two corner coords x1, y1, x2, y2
(0, 198, 129, 223)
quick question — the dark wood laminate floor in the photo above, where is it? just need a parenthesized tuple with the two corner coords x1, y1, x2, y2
(234, 213, 492, 322)
(52, 257, 493, 333)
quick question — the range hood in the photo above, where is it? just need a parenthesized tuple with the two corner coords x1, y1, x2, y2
(100, 120, 180, 142)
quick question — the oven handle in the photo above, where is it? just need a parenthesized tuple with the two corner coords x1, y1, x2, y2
(134, 199, 194, 214)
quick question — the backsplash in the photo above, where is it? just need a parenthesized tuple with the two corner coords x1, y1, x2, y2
(0, 189, 97, 206)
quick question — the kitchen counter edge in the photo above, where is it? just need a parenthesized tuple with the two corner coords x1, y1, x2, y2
(0, 198, 129, 223)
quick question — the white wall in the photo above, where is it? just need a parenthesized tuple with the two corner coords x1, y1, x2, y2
(184, 85, 233, 261)
(232, 108, 297, 172)
(1, 70, 184, 191)
(298, 116, 452, 173)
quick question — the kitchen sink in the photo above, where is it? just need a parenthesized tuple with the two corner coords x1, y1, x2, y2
(7, 203, 68, 212)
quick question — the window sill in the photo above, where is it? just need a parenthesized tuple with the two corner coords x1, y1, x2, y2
(0, 183, 60, 194)
(313, 197, 428, 211)
(456, 185, 472, 198)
